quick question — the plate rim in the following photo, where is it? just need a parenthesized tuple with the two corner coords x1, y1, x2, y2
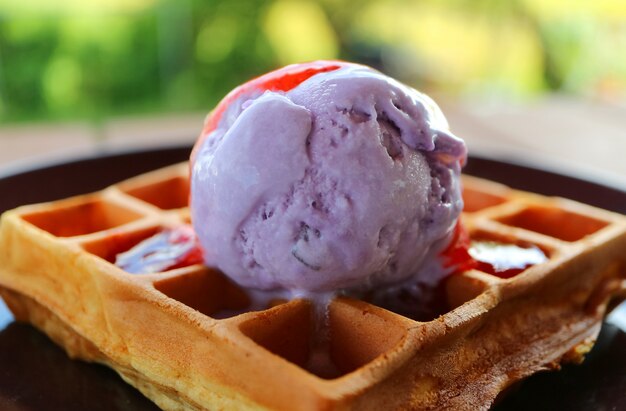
(0, 144, 624, 193)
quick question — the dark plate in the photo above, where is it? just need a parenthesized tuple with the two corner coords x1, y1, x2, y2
(0, 146, 624, 411)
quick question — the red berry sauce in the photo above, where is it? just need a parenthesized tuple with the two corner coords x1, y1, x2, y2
(115, 225, 203, 274)
(441, 222, 475, 272)
(468, 241, 548, 279)
(440, 223, 548, 278)
(191, 60, 359, 164)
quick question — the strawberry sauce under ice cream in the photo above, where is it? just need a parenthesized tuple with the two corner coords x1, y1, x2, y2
(189, 61, 468, 295)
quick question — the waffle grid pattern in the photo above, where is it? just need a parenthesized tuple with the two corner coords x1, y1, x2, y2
(0, 164, 625, 410)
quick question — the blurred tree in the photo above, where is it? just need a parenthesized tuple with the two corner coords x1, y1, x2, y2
(0, 19, 60, 120)
(0, 0, 624, 124)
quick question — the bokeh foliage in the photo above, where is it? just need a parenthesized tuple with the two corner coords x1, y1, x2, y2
(0, 0, 625, 124)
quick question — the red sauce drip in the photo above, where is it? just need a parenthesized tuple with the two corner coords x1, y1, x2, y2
(191, 60, 358, 164)
(440, 222, 476, 272)
(468, 241, 548, 279)
(441, 224, 548, 279)
(115, 225, 203, 274)
(115, 221, 544, 282)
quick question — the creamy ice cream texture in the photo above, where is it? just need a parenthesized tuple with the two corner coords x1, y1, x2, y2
(191, 61, 467, 293)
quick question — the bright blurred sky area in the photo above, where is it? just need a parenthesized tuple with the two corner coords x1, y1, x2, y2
(1, 0, 626, 124)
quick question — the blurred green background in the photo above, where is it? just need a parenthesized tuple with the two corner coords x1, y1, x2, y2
(1, 0, 625, 125)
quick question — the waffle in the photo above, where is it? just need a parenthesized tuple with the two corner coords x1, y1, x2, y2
(0, 163, 625, 411)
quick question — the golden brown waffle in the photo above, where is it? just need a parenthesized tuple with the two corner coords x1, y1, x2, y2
(0, 164, 625, 411)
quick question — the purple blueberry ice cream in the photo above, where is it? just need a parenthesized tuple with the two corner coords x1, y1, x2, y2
(190, 61, 467, 294)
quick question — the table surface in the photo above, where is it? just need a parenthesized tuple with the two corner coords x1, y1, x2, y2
(0, 95, 624, 187)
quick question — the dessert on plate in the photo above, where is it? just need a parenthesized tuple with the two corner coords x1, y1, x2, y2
(0, 61, 625, 410)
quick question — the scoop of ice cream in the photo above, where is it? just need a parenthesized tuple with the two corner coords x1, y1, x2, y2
(191, 61, 467, 293)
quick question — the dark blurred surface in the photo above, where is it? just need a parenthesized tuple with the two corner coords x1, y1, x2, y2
(492, 323, 626, 411)
(463, 156, 626, 214)
(0, 147, 624, 410)
(0, 146, 191, 212)
(0, 322, 160, 411)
